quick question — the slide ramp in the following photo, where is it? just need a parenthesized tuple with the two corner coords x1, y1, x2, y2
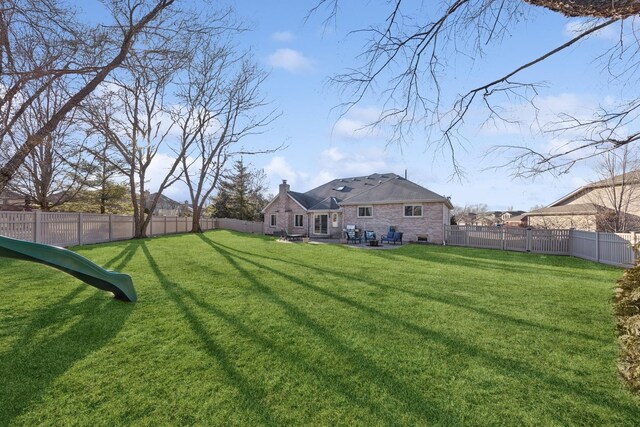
(0, 235, 137, 302)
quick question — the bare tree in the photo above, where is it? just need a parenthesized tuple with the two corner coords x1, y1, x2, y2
(311, 1, 640, 176)
(0, 0, 177, 192)
(8, 82, 90, 210)
(589, 146, 640, 232)
(174, 41, 278, 232)
(83, 49, 186, 238)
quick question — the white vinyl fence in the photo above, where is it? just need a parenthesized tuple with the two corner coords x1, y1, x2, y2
(0, 211, 215, 247)
(215, 218, 263, 234)
(445, 225, 637, 268)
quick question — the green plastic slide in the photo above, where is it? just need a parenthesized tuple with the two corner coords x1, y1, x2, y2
(0, 235, 137, 302)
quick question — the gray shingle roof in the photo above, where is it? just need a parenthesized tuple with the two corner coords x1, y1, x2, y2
(304, 173, 399, 204)
(276, 172, 452, 212)
(339, 176, 452, 206)
(308, 197, 341, 211)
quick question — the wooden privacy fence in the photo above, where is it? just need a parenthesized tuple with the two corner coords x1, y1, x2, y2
(444, 225, 637, 268)
(0, 211, 215, 247)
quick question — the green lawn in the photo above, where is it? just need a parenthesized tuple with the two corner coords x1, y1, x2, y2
(1, 230, 639, 425)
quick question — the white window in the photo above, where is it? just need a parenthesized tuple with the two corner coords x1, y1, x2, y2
(358, 206, 373, 217)
(294, 214, 304, 227)
(270, 214, 276, 227)
(314, 214, 328, 234)
(404, 205, 423, 217)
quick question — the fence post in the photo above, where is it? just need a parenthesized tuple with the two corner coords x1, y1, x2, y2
(526, 228, 532, 252)
(109, 214, 113, 242)
(596, 231, 600, 263)
(632, 231, 637, 264)
(568, 229, 573, 256)
(465, 227, 469, 247)
(78, 212, 84, 246)
(164, 216, 167, 235)
(34, 211, 41, 243)
(149, 215, 153, 236)
(501, 227, 505, 251)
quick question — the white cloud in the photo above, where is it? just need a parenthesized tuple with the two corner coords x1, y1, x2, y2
(333, 106, 385, 140)
(267, 48, 313, 73)
(564, 20, 622, 42)
(263, 146, 406, 194)
(271, 31, 294, 42)
(146, 153, 190, 201)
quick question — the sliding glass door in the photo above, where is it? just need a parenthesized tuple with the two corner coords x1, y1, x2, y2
(314, 214, 328, 235)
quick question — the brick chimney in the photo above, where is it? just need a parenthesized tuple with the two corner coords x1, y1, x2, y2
(279, 179, 290, 197)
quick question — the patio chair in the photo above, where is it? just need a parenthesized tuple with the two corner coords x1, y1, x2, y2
(345, 230, 362, 244)
(381, 231, 403, 245)
(364, 230, 376, 242)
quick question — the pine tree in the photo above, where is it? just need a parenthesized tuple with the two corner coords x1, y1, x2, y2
(209, 159, 268, 221)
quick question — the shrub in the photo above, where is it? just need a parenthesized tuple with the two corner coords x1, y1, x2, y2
(615, 252, 640, 391)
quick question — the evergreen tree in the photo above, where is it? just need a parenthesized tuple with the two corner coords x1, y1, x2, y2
(209, 159, 268, 221)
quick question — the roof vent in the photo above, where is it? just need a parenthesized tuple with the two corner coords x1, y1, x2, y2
(336, 186, 345, 191)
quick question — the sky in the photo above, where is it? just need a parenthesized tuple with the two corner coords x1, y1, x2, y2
(79, 1, 635, 211)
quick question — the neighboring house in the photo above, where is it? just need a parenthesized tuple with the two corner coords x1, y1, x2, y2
(503, 213, 528, 228)
(262, 173, 453, 243)
(0, 190, 29, 211)
(526, 171, 640, 231)
(146, 192, 192, 217)
(455, 210, 525, 227)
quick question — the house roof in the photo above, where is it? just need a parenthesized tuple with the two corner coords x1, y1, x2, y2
(549, 169, 640, 207)
(339, 176, 453, 207)
(504, 214, 527, 222)
(526, 203, 605, 216)
(264, 172, 452, 213)
(308, 196, 341, 211)
(304, 173, 399, 204)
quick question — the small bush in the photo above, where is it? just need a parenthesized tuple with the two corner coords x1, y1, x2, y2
(615, 259, 640, 390)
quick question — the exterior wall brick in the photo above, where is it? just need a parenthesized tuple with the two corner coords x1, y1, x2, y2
(262, 181, 309, 236)
(342, 202, 448, 243)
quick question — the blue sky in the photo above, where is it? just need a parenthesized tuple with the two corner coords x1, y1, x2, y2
(80, 1, 631, 210)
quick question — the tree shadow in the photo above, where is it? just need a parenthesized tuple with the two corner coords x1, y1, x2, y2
(0, 287, 133, 425)
(208, 239, 610, 345)
(197, 234, 640, 418)
(139, 242, 282, 426)
(195, 234, 464, 424)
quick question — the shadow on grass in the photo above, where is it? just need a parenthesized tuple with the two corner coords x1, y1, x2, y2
(0, 287, 133, 425)
(140, 242, 282, 426)
(195, 234, 463, 424)
(208, 239, 610, 345)
(197, 234, 640, 419)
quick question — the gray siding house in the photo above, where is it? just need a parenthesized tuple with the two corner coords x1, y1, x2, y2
(262, 173, 453, 243)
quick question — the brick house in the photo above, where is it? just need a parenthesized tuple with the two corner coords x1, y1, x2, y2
(525, 170, 640, 231)
(262, 173, 453, 243)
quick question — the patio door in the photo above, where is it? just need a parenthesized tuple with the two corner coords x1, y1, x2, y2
(314, 214, 328, 235)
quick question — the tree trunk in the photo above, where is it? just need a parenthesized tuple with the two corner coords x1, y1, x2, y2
(191, 206, 203, 233)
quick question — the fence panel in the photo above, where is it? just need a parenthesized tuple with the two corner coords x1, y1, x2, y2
(504, 228, 527, 252)
(82, 214, 110, 244)
(111, 215, 134, 241)
(598, 232, 636, 267)
(530, 229, 570, 255)
(39, 212, 78, 247)
(569, 230, 598, 262)
(444, 225, 466, 246)
(216, 218, 263, 234)
(467, 226, 502, 250)
(0, 211, 34, 241)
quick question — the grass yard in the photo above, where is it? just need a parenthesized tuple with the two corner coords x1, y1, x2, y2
(1, 230, 639, 426)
